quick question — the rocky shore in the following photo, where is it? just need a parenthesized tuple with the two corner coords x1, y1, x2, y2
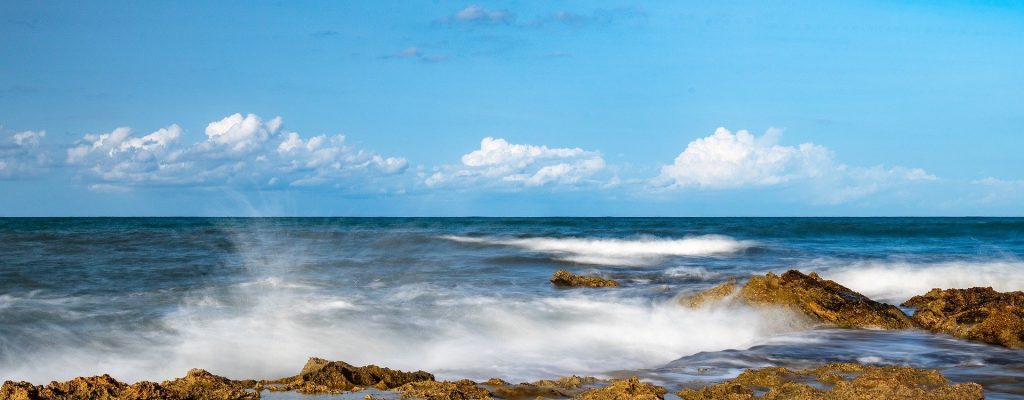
(4, 268, 1019, 400)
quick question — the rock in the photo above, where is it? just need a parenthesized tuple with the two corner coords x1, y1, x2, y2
(903, 287, 1024, 348)
(686, 270, 916, 329)
(681, 279, 737, 308)
(160, 369, 259, 400)
(0, 370, 254, 400)
(0, 381, 39, 400)
(268, 357, 434, 394)
(576, 376, 665, 400)
(489, 375, 599, 399)
(481, 378, 508, 386)
(676, 363, 983, 400)
(397, 379, 492, 400)
(550, 270, 619, 288)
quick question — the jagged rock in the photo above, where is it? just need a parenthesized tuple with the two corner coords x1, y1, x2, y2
(482, 378, 508, 386)
(676, 363, 983, 400)
(685, 270, 916, 329)
(268, 357, 434, 394)
(0, 381, 38, 400)
(903, 287, 1024, 348)
(489, 375, 599, 399)
(0, 370, 255, 400)
(682, 279, 738, 308)
(576, 376, 665, 400)
(397, 379, 492, 399)
(550, 270, 619, 288)
(160, 369, 258, 400)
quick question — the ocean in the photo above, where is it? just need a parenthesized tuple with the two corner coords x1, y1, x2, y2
(1, 218, 1022, 398)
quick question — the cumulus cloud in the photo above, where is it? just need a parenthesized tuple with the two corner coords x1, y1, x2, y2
(654, 127, 937, 203)
(425, 137, 606, 188)
(0, 129, 48, 179)
(66, 113, 407, 189)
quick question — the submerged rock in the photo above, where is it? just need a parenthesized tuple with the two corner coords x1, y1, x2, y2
(576, 376, 665, 400)
(397, 379, 493, 399)
(550, 270, 619, 288)
(0, 370, 256, 400)
(488, 375, 599, 399)
(676, 363, 983, 400)
(903, 287, 1024, 349)
(267, 357, 434, 394)
(685, 270, 916, 329)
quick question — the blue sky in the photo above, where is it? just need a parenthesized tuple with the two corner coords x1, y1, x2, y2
(1, 0, 1022, 216)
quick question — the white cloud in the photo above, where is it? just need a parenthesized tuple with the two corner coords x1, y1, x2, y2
(425, 137, 606, 188)
(0, 129, 48, 179)
(447, 5, 513, 24)
(654, 127, 937, 203)
(66, 113, 407, 189)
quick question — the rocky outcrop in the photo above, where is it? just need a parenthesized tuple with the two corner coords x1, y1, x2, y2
(676, 363, 983, 400)
(397, 379, 493, 399)
(487, 375, 599, 399)
(576, 376, 665, 400)
(266, 357, 434, 394)
(903, 287, 1024, 349)
(684, 270, 916, 329)
(0, 370, 257, 400)
(550, 270, 619, 288)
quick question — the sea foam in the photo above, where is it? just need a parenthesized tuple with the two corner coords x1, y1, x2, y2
(442, 234, 756, 266)
(813, 260, 1024, 304)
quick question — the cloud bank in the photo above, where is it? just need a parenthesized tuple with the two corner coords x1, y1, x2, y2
(425, 137, 605, 188)
(66, 113, 407, 190)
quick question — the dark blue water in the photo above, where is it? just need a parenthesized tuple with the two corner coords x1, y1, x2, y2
(1, 218, 1022, 397)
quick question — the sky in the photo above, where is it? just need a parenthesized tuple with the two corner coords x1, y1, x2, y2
(1, 0, 1022, 216)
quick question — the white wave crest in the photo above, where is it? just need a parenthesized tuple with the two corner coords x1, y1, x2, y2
(813, 260, 1024, 304)
(442, 234, 756, 266)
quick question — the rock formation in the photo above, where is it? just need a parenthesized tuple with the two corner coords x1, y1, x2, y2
(0, 370, 258, 400)
(486, 375, 599, 399)
(903, 287, 1024, 349)
(676, 363, 983, 400)
(550, 270, 619, 288)
(265, 357, 434, 394)
(576, 376, 665, 400)
(684, 270, 916, 329)
(397, 379, 493, 399)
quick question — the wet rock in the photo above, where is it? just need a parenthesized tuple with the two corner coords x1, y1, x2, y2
(397, 379, 493, 399)
(676, 363, 983, 400)
(681, 279, 738, 308)
(903, 287, 1024, 348)
(686, 270, 916, 329)
(489, 375, 599, 399)
(268, 357, 434, 394)
(482, 378, 508, 386)
(550, 270, 619, 288)
(576, 376, 665, 400)
(160, 369, 259, 400)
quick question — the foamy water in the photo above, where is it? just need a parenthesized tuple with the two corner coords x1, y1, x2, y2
(441, 234, 756, 266)
(809, 260, 1024, 303)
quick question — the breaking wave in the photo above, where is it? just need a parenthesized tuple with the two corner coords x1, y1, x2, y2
(441, 235, 757, 266)
(812, 260, 1024, 304)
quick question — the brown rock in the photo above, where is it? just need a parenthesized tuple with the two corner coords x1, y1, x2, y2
(268, 357, 434, 394)
(490, 375, 599, 399)
(576, 376, 665, 400)
(550, 270, 619, 288)
(397, 379, 492, 400)
(903, 287, 1024, 348)
(686, 270, 915, 329)
(160, 369, 258, 400)
(677, 363, 983, 400)
(681, 279, 738, 308)
(0, 381, 39, 400)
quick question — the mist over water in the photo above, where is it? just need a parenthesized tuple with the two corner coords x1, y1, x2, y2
(1, 218, 1023, 398)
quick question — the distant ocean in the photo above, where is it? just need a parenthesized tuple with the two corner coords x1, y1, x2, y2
(1, 218, 1023, 398)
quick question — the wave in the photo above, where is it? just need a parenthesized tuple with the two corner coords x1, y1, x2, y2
(809, 260, 1024, 304)
(441, 235, 756, 266)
